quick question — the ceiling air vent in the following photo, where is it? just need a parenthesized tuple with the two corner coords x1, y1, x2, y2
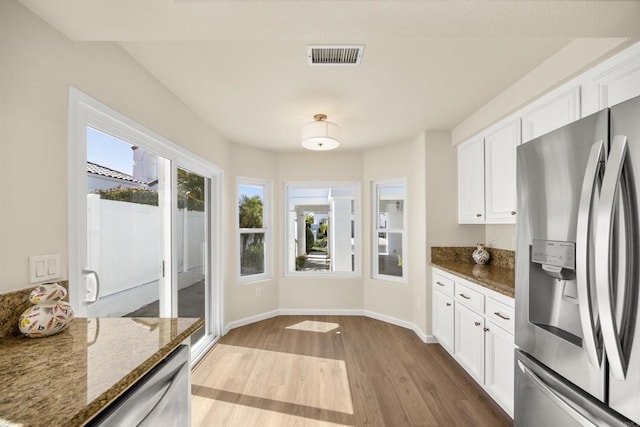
(307, 45, 364, 66)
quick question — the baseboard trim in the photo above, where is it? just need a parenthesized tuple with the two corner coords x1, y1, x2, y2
(278, 308, 364, 316)
(224, 309, 431, 343)
(425, 335, 438, 344)
(223, 310, 279, 335)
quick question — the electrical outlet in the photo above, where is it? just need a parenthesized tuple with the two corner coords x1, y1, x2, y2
(255, 287, 262, 298)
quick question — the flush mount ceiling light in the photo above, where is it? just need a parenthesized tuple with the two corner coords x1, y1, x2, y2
(301, 114, 340, 151)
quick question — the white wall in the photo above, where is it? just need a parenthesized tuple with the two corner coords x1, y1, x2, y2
(226, 144, 279, 324)
(486, 224, 516, 251)
(362, 136, 427, 333)
(277, 152, 364, 311)
(0, 0, 230, 293)
(424, 131, 485, 334)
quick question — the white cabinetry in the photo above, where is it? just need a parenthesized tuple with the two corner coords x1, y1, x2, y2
(432, 267, 515, 417)
(484, 320, 515, 415)
(457, 137, 485, 223)
(521, 87, 581, 143)
(432, 272, 455, 353)
(484, 120, 520, 222)
(582, 44, 640, 115)
(433, 291, 455, 354)
(454, 302, 485, 383)
(458, 120, 519, 224)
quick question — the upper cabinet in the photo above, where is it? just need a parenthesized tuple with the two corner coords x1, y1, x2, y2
(484, 120, 520, 223)
(582, 46, 640, 115)
(521, 87, 581, 144)
(458, 137, 485, 223)
(458, 120, 519, 225)
(457, 42, 640, 226)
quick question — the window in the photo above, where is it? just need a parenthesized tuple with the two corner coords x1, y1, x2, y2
(373, 179, 407, 282)
(237, 178, 270, 282)
(285, 182, 360, 276)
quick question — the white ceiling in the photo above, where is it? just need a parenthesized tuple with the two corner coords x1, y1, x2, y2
(19, 1, 640, 152)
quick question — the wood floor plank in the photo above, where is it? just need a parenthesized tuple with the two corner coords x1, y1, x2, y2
(192, 315, 512, 426)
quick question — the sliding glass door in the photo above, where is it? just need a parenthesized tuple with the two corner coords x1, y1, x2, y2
(69, 88, 221, 358)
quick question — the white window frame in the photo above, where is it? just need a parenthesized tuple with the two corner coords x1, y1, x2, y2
(372, 178, 407, 283)
(237, 177, 271, 283)
(284, 181, 361, 278)
(68, 87, 224, 362)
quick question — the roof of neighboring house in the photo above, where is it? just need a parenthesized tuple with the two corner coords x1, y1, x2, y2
(86, 161, 148, 185)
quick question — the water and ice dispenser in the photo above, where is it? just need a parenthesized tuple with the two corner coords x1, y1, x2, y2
(529, 240, 583, 347)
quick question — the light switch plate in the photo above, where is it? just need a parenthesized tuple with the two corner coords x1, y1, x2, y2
(29, 253, 60, 284)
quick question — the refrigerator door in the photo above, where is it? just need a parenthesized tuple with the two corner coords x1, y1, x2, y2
(606, 95, 640, 424)
(515, 350, 629, 427)
(515, 110, 608, 400)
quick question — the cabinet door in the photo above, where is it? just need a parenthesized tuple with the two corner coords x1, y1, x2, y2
(458, 137, 485, 223)
(454, 303, 484, 383)
(484, 120, 519, 223)
(582, 47, 640, 115)
(484, 320, 515, 417)
(521, 87, 581, 143)
(433, 291, 455, 355)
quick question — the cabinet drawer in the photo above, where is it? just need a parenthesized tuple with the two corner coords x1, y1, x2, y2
(433, 273, 454, 297)
(486, 298, 514, 334)
(455, 282, 484, 313)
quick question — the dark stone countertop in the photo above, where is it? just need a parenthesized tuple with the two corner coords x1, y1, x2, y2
(431, 246, 515, 298)
(0, 317, 203, 426)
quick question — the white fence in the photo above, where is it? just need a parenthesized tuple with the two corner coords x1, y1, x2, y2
(86, 195, 204, 317)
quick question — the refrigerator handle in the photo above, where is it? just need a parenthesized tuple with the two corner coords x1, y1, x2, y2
(595, 135, 628, 380)
(517, 360, 598, 427)
(576, 139, 604, 368)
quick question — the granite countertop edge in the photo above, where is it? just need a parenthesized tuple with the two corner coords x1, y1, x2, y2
(73, 318, 204, 426)
(431, 261, 515, 298)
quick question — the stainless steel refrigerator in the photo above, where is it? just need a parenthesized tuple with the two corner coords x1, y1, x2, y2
(515, 94, 640, 426)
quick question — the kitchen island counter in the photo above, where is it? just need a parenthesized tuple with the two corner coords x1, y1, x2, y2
(0, 317, 203, 426)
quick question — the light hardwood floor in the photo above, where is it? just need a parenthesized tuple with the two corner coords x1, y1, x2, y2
(191, 316, 512, 426)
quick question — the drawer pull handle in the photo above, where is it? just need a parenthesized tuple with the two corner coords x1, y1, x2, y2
(446, 302, 452, 307)
(474, 321, 481, 327)
(494, 312, 510, 320)
(459, 293, 471, 299)
(511, 211, 516, 216)
(476, 213, 482, 217)
(436, 281, 445, 287)
(483, 327, 490, 332)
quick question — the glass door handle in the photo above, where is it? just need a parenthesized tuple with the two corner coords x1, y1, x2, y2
(595, 135, 628, 380)
(82, 269, 101, 304)
(576, 139, 604, 369)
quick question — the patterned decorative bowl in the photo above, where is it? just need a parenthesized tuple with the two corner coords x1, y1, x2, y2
(19, 283, 74, 338)
(19, 301, 74, 338)
(28, 283, 67, 304)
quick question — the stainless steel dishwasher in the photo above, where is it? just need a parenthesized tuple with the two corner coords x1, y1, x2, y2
(88, 345, 191, 427)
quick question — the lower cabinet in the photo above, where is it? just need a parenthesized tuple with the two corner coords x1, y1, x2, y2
(432, 268, 515, 418)
(454, 303, 485, 384)
(433, 290, 455, 354)
(484, 320, 515, 415)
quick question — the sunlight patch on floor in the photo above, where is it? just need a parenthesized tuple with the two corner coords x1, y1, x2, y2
(192, 344, 354, 420)
(192, 397, 351, 427)
(285, 320, 340, 333)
